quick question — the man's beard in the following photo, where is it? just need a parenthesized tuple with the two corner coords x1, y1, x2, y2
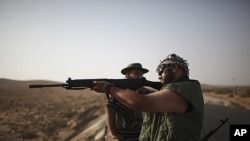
(162, 69, 175, 85)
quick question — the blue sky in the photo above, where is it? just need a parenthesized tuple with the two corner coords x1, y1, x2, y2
(0, 0, 250, 86)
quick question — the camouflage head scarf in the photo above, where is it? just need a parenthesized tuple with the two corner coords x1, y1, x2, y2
(156, 53, 189, 76)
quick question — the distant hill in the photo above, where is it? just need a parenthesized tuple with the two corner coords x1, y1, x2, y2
(0, 78, 62, 87)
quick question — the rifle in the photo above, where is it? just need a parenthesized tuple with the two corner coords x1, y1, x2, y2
(29, 77, 162, 91)
(200, 118, 228, 141)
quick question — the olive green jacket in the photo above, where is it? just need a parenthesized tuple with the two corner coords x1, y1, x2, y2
(139, 80, 204, 141)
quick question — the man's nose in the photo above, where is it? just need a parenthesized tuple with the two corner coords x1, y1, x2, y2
(158, 75, 162, 80)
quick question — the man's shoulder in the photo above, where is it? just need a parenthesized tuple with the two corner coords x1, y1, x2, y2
(161, 79, 201, 91)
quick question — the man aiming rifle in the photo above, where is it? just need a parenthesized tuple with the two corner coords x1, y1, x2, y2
(91, 53, 204, 141)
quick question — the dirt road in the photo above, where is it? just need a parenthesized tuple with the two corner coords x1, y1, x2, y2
(69, 115, 106, 141)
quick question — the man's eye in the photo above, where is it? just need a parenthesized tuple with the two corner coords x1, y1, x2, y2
(157, 64, 166, 75)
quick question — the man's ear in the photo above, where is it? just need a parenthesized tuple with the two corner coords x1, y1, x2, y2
(125, 73, 130, 78)
(172, 64, 178, 72)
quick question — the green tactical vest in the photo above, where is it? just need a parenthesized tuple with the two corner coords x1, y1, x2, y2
(139, 80, 204, 141)
(109, 99, 143, 132)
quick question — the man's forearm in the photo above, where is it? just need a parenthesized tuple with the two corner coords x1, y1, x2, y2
(109, 87, 141, 110)
(105, 106, 117, 135)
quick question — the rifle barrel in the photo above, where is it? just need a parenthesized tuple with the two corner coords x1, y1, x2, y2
(29, 84, 67, 88)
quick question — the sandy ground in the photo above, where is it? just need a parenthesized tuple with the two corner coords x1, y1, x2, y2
(203, 92, 250, 109)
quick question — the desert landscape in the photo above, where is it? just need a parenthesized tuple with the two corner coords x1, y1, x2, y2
(0, 78, 249, 141)
(0, 79, 106, 141)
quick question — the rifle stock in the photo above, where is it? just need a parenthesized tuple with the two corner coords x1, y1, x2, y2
(29, 77, 162, 90)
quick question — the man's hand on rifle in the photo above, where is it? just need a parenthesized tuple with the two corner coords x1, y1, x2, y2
(91, 81, 105, 93)
(91, 81, 114, 94)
